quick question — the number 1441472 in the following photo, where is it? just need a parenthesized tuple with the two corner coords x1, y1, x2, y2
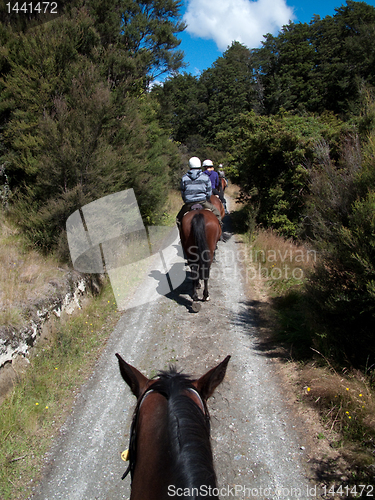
(6, 2, 58, 14)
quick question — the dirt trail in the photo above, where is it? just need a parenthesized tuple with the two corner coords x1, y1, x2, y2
(30, 202, 317, 500)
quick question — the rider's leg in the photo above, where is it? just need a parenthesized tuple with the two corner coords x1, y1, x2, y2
(176, 203, 195, 228)
(176, 204, 187, 228)
(201, 201, 222, 226)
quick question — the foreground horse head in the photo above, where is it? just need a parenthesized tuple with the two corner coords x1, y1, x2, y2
(180, 209, 221, 308)
(116, 354, 230, 500)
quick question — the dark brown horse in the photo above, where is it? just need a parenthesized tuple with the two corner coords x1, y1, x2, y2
(220, 176, 227, 193)
(116, 354, 230, 500)
(179, 208, 221, 308)
(210, 194, 225, 219)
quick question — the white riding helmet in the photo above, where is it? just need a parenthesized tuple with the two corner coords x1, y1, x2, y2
(202, 159, 213, 167)
(189, 157, 201, 169)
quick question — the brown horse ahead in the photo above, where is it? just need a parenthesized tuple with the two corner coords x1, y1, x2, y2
(210, 194, 225, 219)
(116, 354, 230, 500)
(220, 177, 227, 193)
(179, 207, 221, 308)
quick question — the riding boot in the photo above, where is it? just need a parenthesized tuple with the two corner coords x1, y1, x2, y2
(219, 220, 231, 242)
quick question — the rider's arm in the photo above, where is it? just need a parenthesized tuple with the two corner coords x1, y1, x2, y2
(205, 178, 212, 200)
(180, 178, 186, 201)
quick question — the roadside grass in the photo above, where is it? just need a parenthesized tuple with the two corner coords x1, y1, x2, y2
(0, 284, 121, 500)
(249, 229, 317, 295)
(242, 226, 375, 488)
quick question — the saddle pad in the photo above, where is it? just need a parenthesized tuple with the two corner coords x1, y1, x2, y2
(190, 203, 204, 210)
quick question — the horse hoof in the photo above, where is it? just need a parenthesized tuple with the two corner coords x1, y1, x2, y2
(192, 301, 201, 313)
(203, 295, 210, 302)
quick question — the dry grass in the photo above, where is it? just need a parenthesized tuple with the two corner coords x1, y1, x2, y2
(0, 287, 120, 500)
(301, 360, 374, 435)
(225, 182, 241, 201)
(0, 217, 66, 328)
(249, 228, 317, 294)
(164, 189, 183, 219)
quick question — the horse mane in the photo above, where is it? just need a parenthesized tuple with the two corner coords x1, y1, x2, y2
(152, 367, 218, 495)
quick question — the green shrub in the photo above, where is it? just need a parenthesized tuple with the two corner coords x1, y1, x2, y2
(305, 131, 375, 368)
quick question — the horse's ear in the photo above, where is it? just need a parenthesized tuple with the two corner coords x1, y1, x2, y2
(116, 353, 149, 398)
(194, 355, 230, 401)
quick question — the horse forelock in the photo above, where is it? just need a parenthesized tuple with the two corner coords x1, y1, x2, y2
(148, 369, 217, 491)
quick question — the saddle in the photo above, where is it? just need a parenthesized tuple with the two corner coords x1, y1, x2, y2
(190, 203, 204, 210)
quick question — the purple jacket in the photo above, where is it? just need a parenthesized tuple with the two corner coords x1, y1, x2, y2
(203, 169, 220, 190)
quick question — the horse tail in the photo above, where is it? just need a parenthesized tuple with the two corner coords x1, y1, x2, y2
(191, 213, 210, 280)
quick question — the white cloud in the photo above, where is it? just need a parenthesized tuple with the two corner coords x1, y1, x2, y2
(183, 0, 295, 51)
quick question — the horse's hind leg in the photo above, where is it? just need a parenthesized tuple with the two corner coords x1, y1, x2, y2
(203, 280, 209, 301)
(191, 278, 202, 312)
(190, 265, 199, 302)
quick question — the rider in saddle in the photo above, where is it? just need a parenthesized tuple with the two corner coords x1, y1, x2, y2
(203, 159, 229, 215)
(218, 164, 229, 214)
(176, 157, 222, 229)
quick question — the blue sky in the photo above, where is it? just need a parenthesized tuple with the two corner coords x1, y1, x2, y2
(176, 0, 375, 76)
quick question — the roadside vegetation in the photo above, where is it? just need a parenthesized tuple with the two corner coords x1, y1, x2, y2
(231, 220, 375, 488)
(0, 277, 121, 500)
(0, 216, 67, 330)
(229, 214, 375, 487)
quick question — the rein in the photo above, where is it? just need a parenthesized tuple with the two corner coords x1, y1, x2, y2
(121, 385, 208, 481)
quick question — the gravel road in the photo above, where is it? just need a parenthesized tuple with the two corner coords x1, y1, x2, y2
(30, 202, 317, 500)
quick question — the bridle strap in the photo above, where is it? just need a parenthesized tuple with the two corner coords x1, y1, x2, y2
(186, 387, 207, 416)
(121, 387, 155, 480)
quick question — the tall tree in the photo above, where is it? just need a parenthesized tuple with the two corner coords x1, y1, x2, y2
(86, 0, 186, 88)
(154, 42, 256, 148)
(153, 72, 205, 143)
(0, 1, 182, 254)
(199, 42, 256, 143)
(312, 0, 375, 116)
(253, 22, 318, 114)
(253, 1, 375, 116)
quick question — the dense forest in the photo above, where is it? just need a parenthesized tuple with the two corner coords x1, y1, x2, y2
(1, 0, 375, 368)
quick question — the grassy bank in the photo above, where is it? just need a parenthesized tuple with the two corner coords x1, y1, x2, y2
(0, 284, 121, 500)
(0, 214, 122, 499)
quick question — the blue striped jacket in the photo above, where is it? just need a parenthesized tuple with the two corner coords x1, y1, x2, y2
(180, 170, 212, 203)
